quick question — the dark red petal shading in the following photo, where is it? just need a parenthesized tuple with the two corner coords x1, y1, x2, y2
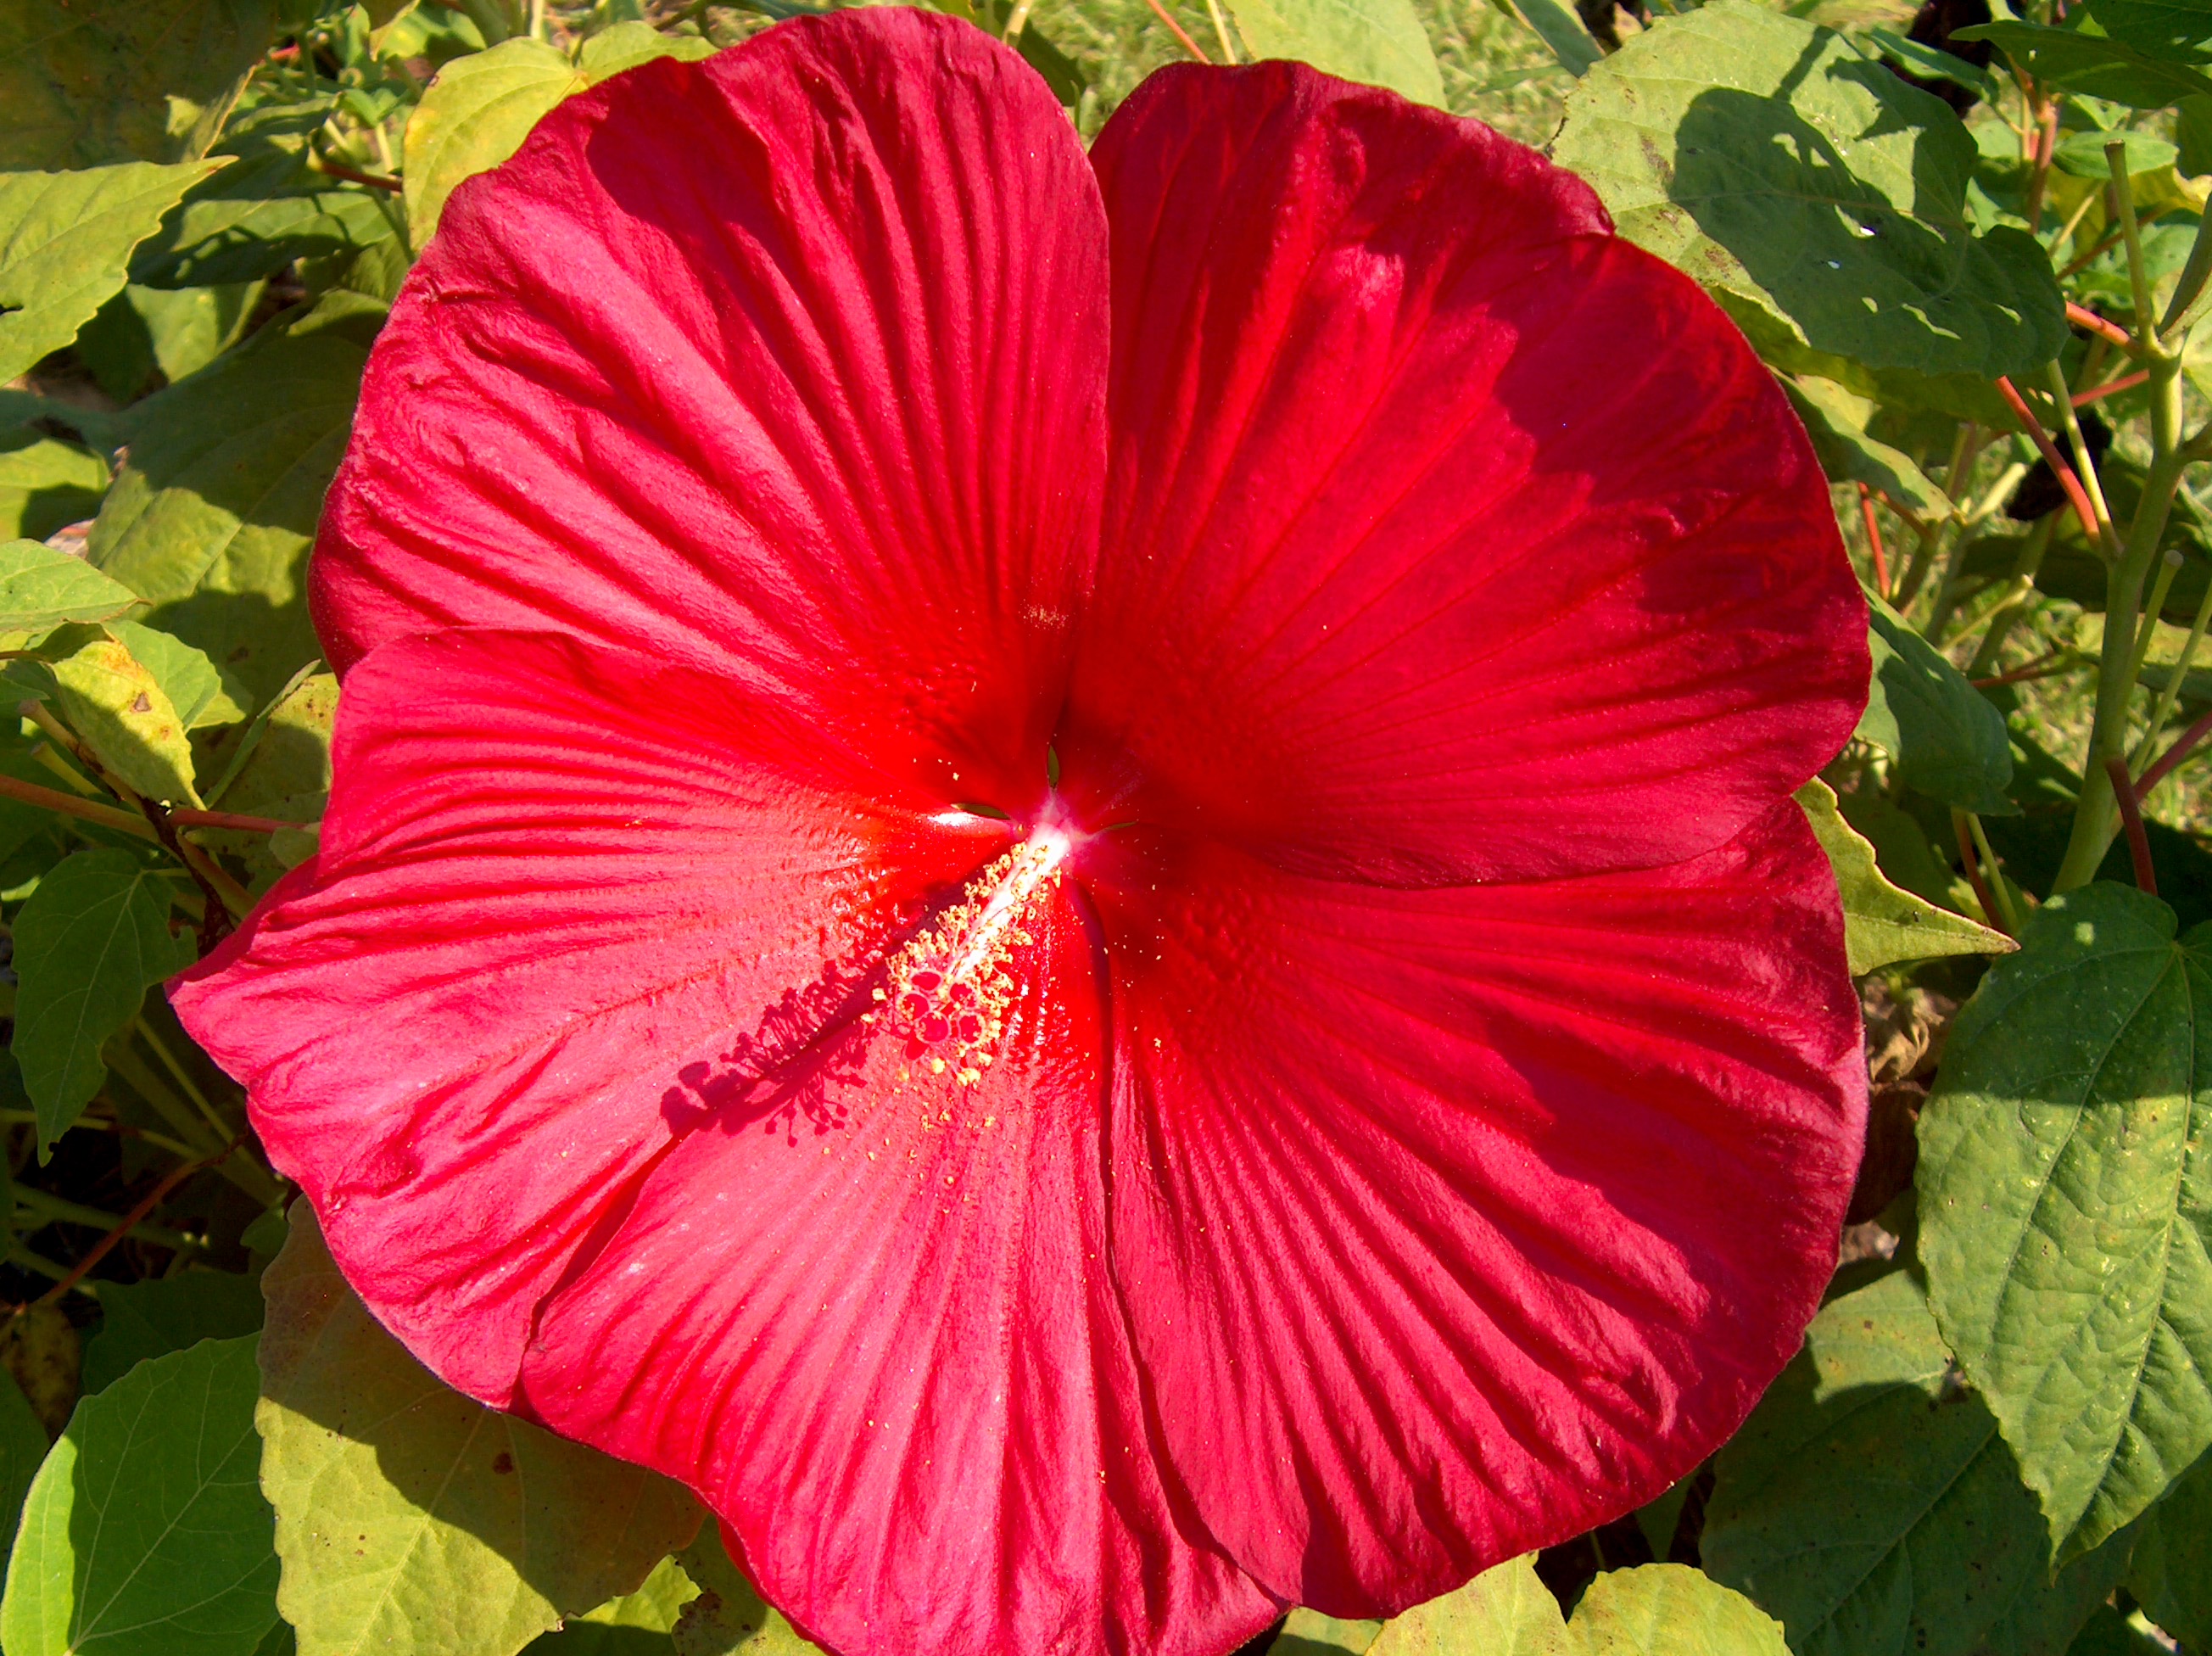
(514, 888, 1280, 1656)
(313, 9, 1107, 811)
(170, 629, 1008, 1404)
(1086, 803, 1864, 1611)
(1069, 64, 1867, 885)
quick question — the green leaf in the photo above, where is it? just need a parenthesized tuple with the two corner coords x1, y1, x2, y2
(48, 629, 204, 806)
(1366, 1554, 1569, 1655)
(1919, 883, 2212, 1563)
(405, 36, 584, 244)
(2126, 1449, 2210, 1649)
(109, 618, 246, 730)
(0, 539, 141, 635)
(0, 434, 108, 544)
(1863, 25, 2003, 104)
(0, 0, 277, 168)
(9, 848, 193, 1152)
(669, 1528, 821, 1655)
(2051, 127, 2179, 177)
(525, 1557, 699, 1653)
(573, 20, 717, 81)
(1797, 779, 2014, 973)
(82, 1270, 265, 1396)
(1858, 599, 2016, 814)
(1567, 1566, 1789, 1656)
(1507, 0, 1600, 76)
(0, 1369, 51, 1554)
(1956, 20, 2212, 108)
(1704, 1272, 2135, 1656)
(0, 160, 231, 388)
(1553, 2, 2068, 382)
(0, 1334, 280, 1656)
(1272, 1608, 1385, 1654)
(131, 100, 400, 290)
(256, 1206, 706, 1656)
(1225, 0, 1446, 105)
(198, 667, 333, 890)
(88, 292, 383, 706)
(75, 281, 264, 402)
(1784, 377, 1947, 515)
(2086, 0, 2212, 61)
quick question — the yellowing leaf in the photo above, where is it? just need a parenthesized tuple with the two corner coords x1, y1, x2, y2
(48, 633, 200, 806)
(256, 1206, 705, 1656)
(1797, 780, 2014, 975)
(1369, 1554, 1569, 1655)
(405, 37, 584, 245)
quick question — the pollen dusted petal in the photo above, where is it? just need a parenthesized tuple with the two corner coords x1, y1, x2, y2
(313, 8, 1109, 809)
(1092, 803, 1865, 1611)
(514, 887, 1279, 1656)
(170, 629, 1006, 1405)
(1071, 62, 1867, 885)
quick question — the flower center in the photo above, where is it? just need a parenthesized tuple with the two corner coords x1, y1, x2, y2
(874, 823, 1073, 1085)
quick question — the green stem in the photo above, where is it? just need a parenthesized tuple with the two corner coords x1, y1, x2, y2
(2126, 549, 2186, 689)
(2054, 350, 2191, 891)
(135, 1016, 232, 1146)
(1968, 813, 2025, 934)
(103, 1044, 280, 1206)
(2162, 193, 2212, 337)
(1967, 515, 2059, 678)
(2109, 140, 2157, 343)
(11, 1186, 201, 1253)
(2044, 359, 2119, 550)
(2131, 552, 2212, 769)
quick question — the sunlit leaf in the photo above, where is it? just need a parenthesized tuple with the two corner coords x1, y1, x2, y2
(0, 160, 231, 387)
(9, 848, 193, 1151)
(1785, 378, 1947, 516)
(404, 37, 584, 245)
(0, 1334, 280, 1656)
(48, 629, 204, 806)
(1554, 2, 2067, 381)
(0, 539, 141, 636)
(0, 435, 109, 544)
(0, 0, 276, 168)
(525, 1557, 700, 1653)
(131, 100, 401, 290)
(256, 1206, 705, 1656)
(1919, 883, 2212, 1563)
(1225, 0, 1446, 104)
(1705, 1272, 2134, 1656)
(1366, 1554, 1567, 1655)
(89, 293, 384, 706)
(1567, 1566, 1789, 1656)
(1797, 779, 2014, 974)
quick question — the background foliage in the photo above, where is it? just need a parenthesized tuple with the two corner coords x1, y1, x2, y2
(0, 0, 2206, 1652)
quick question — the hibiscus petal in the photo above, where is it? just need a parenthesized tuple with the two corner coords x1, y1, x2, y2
(1070, 63, 1867, 885)
(514, 880, 1280, 1656)
(170, 629, 1008, 1404)
(313, 9, 1107, 812)
(1089, 802, 1865, 1611)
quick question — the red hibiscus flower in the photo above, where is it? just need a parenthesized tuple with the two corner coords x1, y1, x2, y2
(172, 13, 1869, 1654)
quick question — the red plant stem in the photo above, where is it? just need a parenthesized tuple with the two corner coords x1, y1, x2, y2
(1995, 374, 2103, 545)
(1857, 484, 1891, 599)
(1142, 0, 1211, 59)
(26, 1136, 245, 1311)
(1955, 813, 2013, 937)
(311, 158, 403, 193)
(2139, 704, 2212, 795)
(1971, 648, 2067, 688)
(2066, 301, 2137, 352)
(2075, 368, 2151, 406)
(169, 807, 299, 834)
(2104, 757, 2159, 895)
(0, 772, 157, 841)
